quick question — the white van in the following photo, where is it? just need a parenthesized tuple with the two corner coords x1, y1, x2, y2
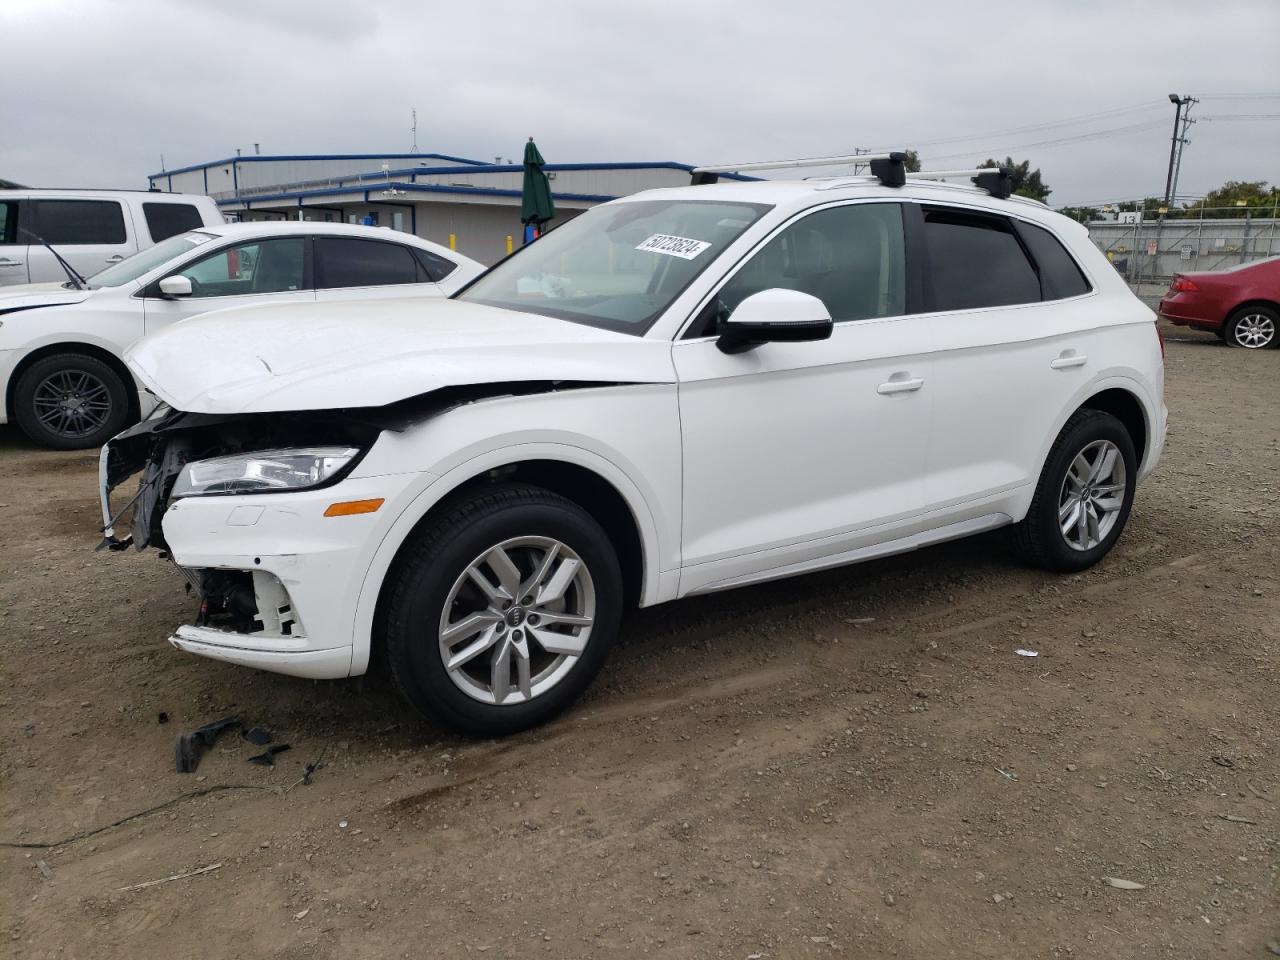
(0, 189, 223, 286)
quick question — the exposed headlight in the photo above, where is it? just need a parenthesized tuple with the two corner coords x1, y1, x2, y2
(172, 447, 360, 498)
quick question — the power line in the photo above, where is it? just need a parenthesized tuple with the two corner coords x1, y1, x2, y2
(919, 119, 1170, 163)
(875, 100, 1165, 151)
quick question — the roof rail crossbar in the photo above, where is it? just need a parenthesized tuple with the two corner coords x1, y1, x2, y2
(912, 166, 1015, 200)
(690, 152, 903, 185)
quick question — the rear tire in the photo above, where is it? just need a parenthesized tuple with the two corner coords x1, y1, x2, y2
(13, 352, 132, 450)
(1224, 305, 1278, 349)
(1010, 410, 1137, 572)
(381, 484, 623, 736)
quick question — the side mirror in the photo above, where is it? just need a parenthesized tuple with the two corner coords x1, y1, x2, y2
(158, 275, 193, 298)
(717, 288, 833, 354)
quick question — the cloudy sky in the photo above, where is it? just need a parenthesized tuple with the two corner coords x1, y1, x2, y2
(2, 0, 1277, 207)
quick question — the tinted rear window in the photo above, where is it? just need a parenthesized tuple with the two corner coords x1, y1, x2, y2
(30, 199, 127, 245)
(315, 237, 421, 288)
(922, 208, 1040, 311)
(144, 202, 204, 242)
(1017, 222, 1092, 299)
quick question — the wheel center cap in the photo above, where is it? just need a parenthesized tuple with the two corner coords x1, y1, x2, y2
(506, 606, 526, 627)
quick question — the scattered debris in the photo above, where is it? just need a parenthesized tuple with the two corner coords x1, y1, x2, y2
(992, 893, 1005, 904)
(35, 860, 53, 881)
(286, 743, 330, 794)
(1218, 814, 1256, 824)
(1246, 780, 1269, 800)
(157, 712, 168, 725)
(293, 908, 310, 921)
(1102, 877, 1146, 890)
(248, 744, 292, 767)
(242, 727, 273, 746)
(1265, 941, 1280, 957)
(1014, 649, 1039, 658)
(117, 862, 223, 892)
(843, 617, 875, 625)
(338, 820, 349, 829)
(175, 716, 240, 774)
(995, 768, 1018, 781)
(1210, 756, 1234, 768)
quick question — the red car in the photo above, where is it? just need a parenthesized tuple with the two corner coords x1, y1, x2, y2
(1158, 256, 1280, 349)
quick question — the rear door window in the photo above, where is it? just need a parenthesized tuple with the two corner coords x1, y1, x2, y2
(315, 237, 422, 288)
(29, 199, 127, 245)
(1016, 221, 1092, 300)
(922, 207, 1040, 311)
(414, 247, 457, 282)
(143, 202, 205, 243)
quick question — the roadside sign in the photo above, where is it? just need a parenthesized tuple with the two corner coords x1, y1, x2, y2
(1146, 240, 1158, 256)
(1180, 244, 1194, 261)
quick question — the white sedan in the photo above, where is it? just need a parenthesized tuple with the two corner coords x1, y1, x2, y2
(0, 222, 483, 448)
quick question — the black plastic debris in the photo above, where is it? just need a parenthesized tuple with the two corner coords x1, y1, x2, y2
(242, 726, 273, 746)
(157, 712, 169, 725)
(175, 716, 240, 774)
(248, 744, 291, 767)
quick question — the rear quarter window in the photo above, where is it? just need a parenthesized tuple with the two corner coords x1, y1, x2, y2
(143, 202, 205, 243)
(1016, 221, 1092, 300)
(30, 199, 127, 245)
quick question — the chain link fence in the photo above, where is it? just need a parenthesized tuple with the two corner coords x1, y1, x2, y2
(1085, 210, 1277, 303)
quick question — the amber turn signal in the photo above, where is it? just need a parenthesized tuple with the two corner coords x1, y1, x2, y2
(323, 498, 384, 517)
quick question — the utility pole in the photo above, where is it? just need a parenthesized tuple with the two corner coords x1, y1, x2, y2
(1164, 94, 1194, 206)
(1169, 96, 1196, 206)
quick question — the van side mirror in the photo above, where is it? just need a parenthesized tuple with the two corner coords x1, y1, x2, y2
(717, 288, 833, 354)
(158, 275, 193, 298)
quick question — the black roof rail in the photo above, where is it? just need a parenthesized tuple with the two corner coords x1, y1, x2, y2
(910, 166, 1015, 199)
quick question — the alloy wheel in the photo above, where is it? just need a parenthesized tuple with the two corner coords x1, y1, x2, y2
(1231, 313, 1275, 349)
(438, 536, 595, 705)
(1058, 439, 1127, 552)
(31, 369, 114, 440)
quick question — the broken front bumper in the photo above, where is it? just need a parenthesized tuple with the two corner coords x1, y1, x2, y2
(155, 472, 419, 680)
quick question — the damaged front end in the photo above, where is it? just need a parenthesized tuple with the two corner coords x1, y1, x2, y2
(97, 405, 384, 553)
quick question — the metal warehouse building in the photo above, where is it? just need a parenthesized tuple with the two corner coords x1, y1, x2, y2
(149, 152, 737, 265)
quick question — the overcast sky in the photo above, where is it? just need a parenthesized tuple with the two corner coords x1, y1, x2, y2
(2, 0, 1277, 207)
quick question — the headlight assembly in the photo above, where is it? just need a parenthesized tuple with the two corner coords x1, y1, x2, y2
(172, 447, 360, 498)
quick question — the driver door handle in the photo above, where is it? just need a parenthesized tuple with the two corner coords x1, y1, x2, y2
(104, 255, 125, 264)
(0, 258, 23, 267)
(877, 375, 925, 395)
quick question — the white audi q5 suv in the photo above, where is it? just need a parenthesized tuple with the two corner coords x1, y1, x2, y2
(101, 155, 1166, 735)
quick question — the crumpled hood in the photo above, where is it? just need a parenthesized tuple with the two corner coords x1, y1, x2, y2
(125, 297, 676, 413)
(0, 283, 94, 311)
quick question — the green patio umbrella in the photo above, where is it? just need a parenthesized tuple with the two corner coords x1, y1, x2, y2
(520, 137, 555, 235)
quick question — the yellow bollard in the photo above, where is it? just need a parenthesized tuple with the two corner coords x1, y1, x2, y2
(449, 233, 456, 251)
(506, 235, 513, 256)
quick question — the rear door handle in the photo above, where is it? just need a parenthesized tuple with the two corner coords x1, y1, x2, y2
(1050, 352, 1088, 370)
(877, 376, 925, 395)
(104, 255, 125, 264)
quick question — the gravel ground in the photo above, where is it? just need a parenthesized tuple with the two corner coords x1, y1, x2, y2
(1, 325, 1277, 959)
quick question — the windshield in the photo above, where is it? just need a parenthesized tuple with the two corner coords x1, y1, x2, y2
(457, 198, 771, 334)
(87, 231, 217, 288)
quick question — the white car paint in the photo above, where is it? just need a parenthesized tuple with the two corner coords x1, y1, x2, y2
(0, 221, 484, 432)
(106, 176, 1166, 682)
(0, 189, 222, 286)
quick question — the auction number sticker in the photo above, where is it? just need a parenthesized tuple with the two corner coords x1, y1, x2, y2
(635, 234, 711, 260)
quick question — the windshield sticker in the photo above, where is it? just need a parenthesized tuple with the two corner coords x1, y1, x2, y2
(635, 234, 712, 260)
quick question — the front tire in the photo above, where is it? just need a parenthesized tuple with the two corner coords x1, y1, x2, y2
(13, 352, 132, 450)
(1011, 410, 1137, 572)
(1224, 305, 1278, 349)
(382, 484, 623, 736)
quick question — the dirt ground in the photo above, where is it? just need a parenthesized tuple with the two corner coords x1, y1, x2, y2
(1, 325, 1276, 960)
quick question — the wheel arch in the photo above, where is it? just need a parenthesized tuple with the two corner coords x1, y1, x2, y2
(350, 445, 664, 677)
(5, 341, 141, 425)
(1078, 386, 1148, 470)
